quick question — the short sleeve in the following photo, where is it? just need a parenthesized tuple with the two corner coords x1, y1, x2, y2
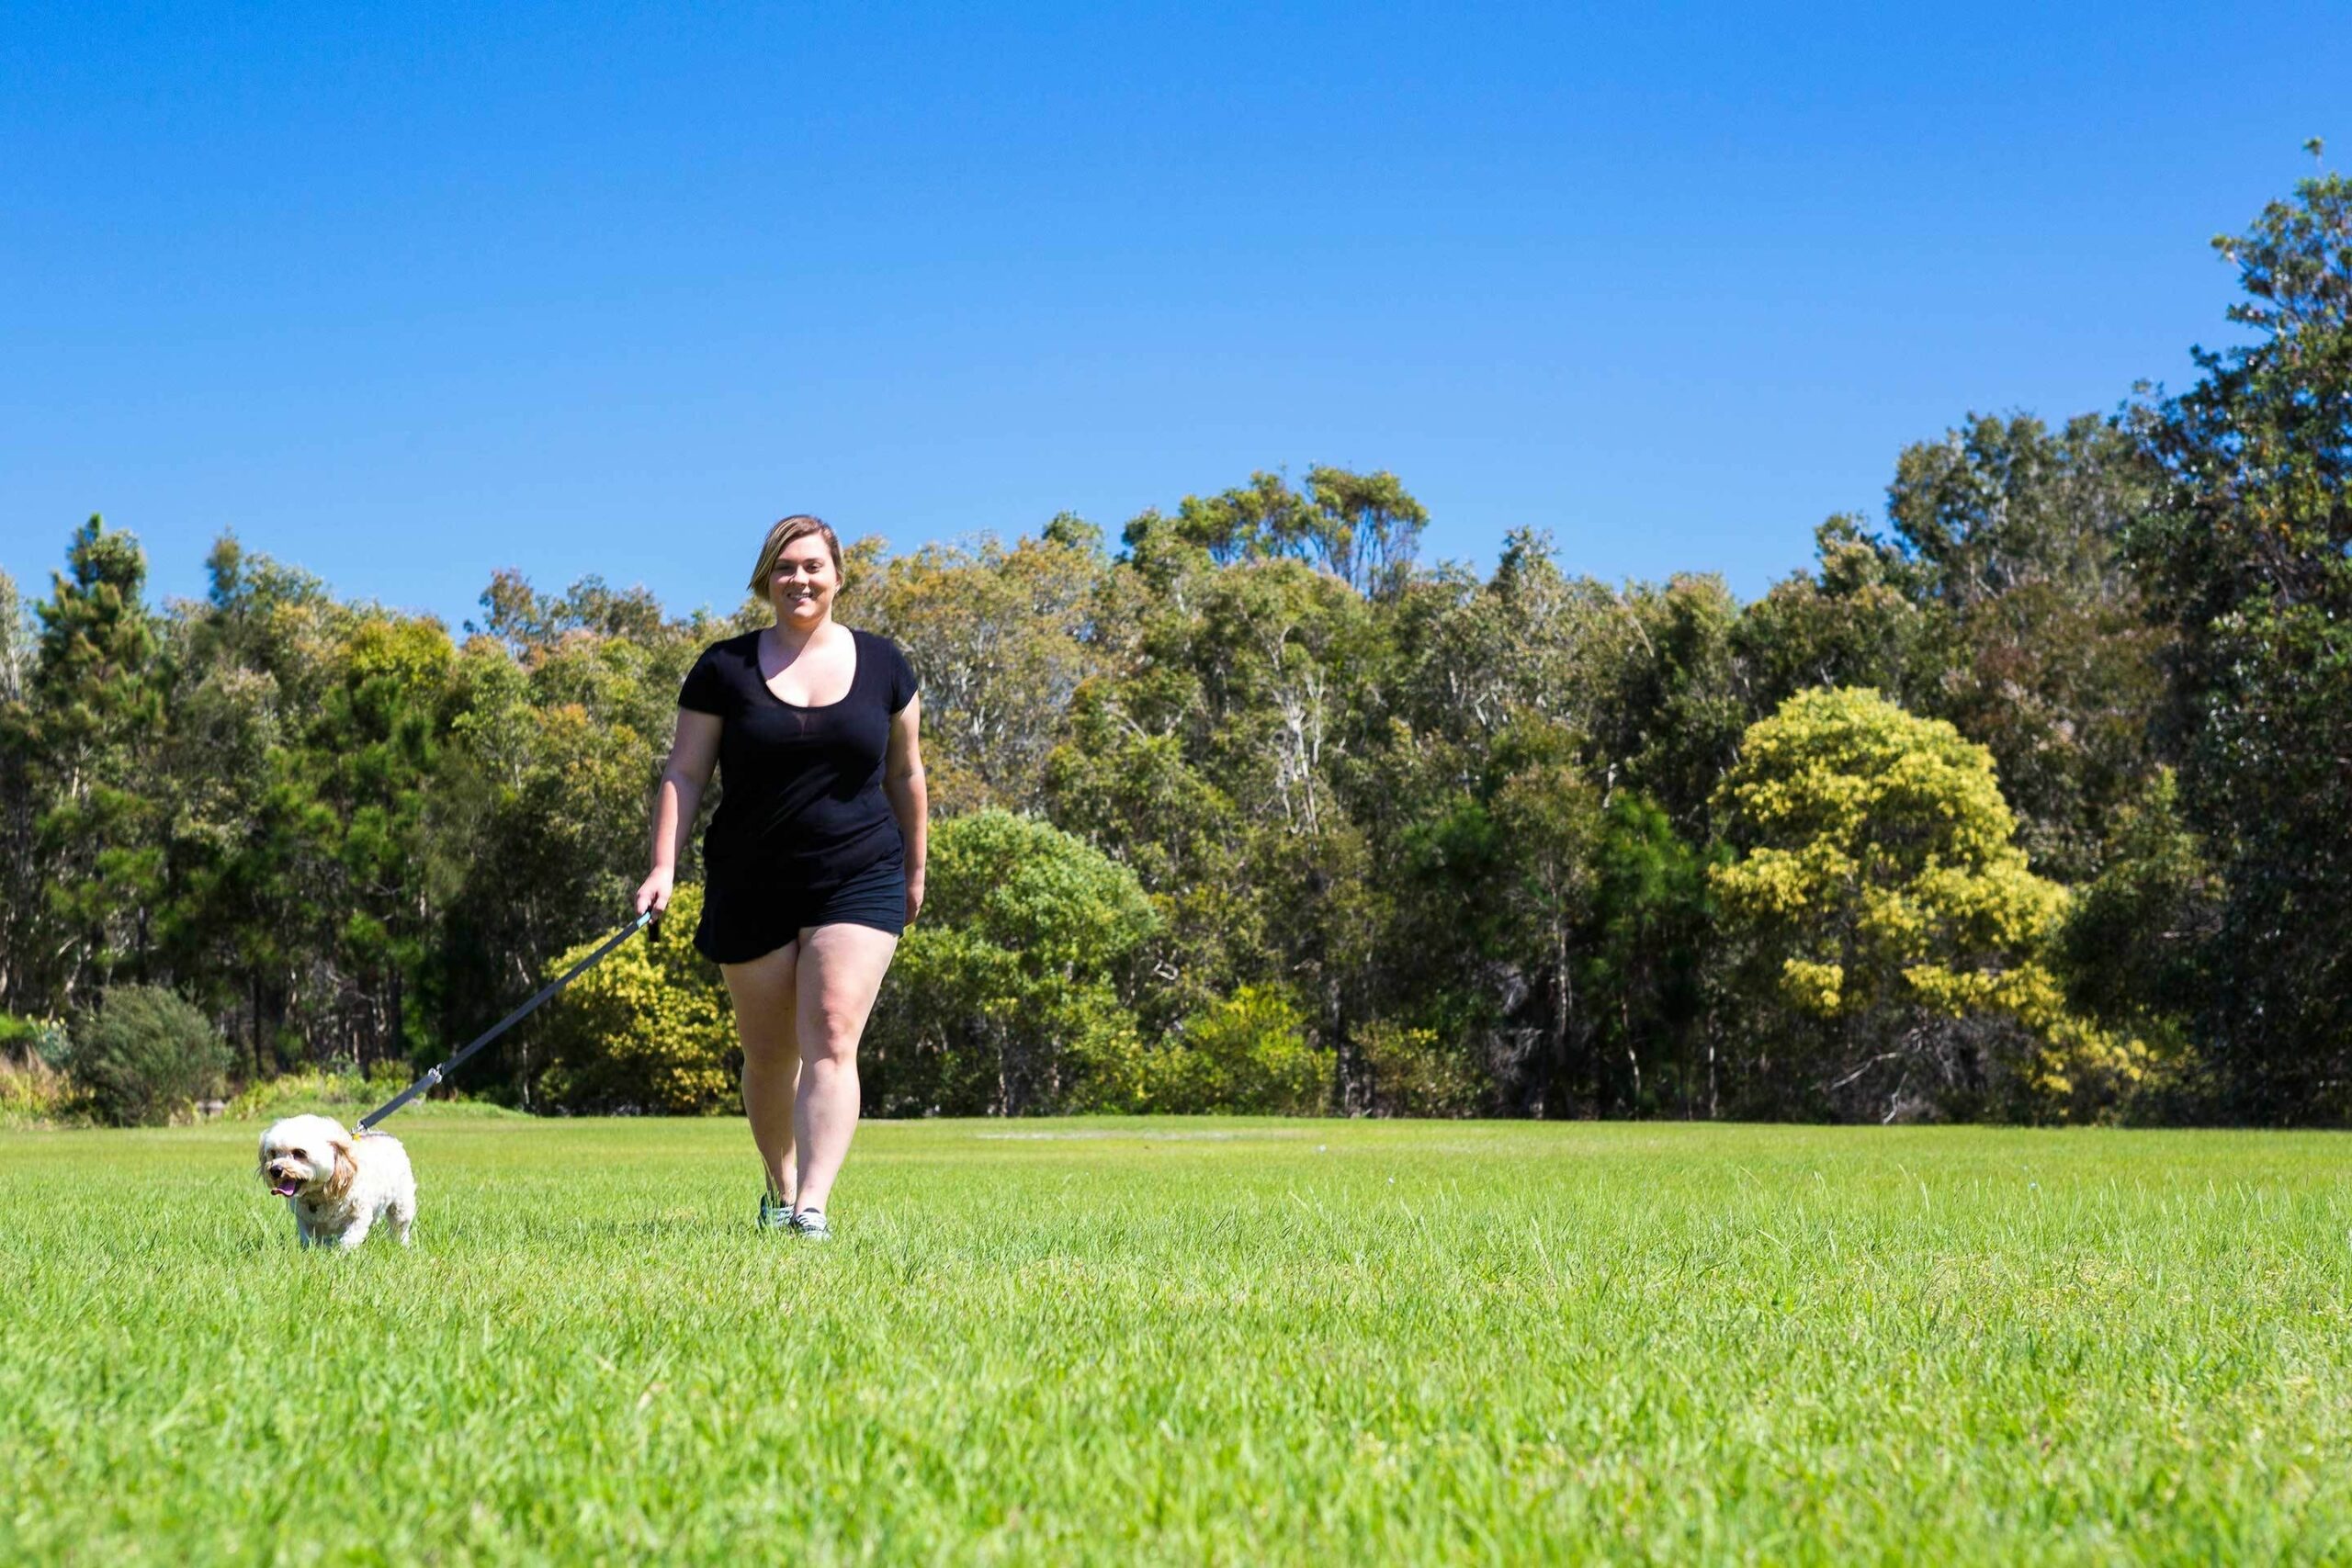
(887, 638, 920, 715)
(678, 644, 729, 716)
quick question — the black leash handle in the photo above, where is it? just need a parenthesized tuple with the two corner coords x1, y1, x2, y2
(356, 909, 655, 1132)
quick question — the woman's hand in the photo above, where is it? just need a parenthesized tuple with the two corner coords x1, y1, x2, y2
(635, 866, 675, 917)
(905, 869, 925, 926)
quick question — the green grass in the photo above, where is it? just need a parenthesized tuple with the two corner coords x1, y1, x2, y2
(4, 1117, 2351, 1564)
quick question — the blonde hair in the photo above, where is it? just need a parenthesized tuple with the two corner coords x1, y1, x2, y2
(747, 514, 845, 594)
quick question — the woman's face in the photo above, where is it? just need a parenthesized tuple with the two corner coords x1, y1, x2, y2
(768, 538, 841, 627)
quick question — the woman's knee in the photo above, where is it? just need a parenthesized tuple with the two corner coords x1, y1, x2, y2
(798, 1004, 862, 1065)
(741, 1021, 799, 1072)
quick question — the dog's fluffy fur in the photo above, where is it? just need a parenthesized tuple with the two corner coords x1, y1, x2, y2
(258, 1113, 416, 1250)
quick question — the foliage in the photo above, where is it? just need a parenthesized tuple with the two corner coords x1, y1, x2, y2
(1881, 413, 2168, 883)
(0, 1011, 68, 1066)
(11, 164, 2352, 1122)
(1142, 467, 1427, 599)
(219, 1064, 514, 1122)
(2122, 169, 2352, 1119)
(1357, 1019, 1483, 1117)
(2052, 770, 2219, 1082)
(1576, 793, 1716, 1117)
(63, 984, 232, 1126)
(868, 811, 1158, 1115)
(1709, 687, 2118, 1120)
(537, 884, 740, 1114)
(850, 527, 1112, 814)
(0, 1050, 72, 1127)
(14, 517, 166, 1010)
(1146, 986, 1330, 1115)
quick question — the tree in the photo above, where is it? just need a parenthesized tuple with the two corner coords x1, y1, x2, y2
(2052, 769, 2218, 1105)
(850, 529, 1112, 813)
(1145, 467, 1427, 600)
(0, 570, 41, 1011)
(306, 614, 461, 1066)
(0, 570, 29, 703)
(469, 568, 668, 659)
(1301, 466, 1427, 600)
(1883, 413, 2167, 882)
(21, 518, 167, 1008)
(2122, 167, 2352, 1118)
(1736, 516, 1934, 719)
(144, 535, 327, 1072)
(1577, 792, 1715, 1117)
(1044, 682, 1261, 1032)
(1709, 687, 2122, 1121)
(1391, 718, 1605, 1116)
(429, 566, 706, 1100)
(865, 810, 1159, 1115)
(1589, 573, 1751, 834)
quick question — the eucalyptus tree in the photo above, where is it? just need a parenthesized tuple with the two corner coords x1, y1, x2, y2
(1883, 412, 2167, 883)
(2123, 168, 2352, 1119)
(847, 521, 1114, 815)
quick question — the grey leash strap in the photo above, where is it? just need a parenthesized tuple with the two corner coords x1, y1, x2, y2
(356, 909, 656, 1132)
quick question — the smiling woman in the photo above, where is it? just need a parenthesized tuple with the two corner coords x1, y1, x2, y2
(633, 514, 928, 1242)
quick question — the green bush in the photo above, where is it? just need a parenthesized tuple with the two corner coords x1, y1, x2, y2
(65, 986, 233, 1127)
(1147, 987, 1330, 1115)
(867, 811, 1159, 1115)
(537, 883, 740, 1113)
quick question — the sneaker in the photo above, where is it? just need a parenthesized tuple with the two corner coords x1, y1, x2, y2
(757, 1190, 795, 1231)
(788, 1207, 832, 1241)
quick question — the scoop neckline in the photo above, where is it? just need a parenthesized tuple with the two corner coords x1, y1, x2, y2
(753, 626, 860, 711)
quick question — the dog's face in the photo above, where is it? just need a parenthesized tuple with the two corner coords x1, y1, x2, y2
(258, 1114, 356, 1201)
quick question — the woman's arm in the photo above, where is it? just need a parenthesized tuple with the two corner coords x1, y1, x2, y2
(884, 694, 929, 922)
(636, 708, 723, 915)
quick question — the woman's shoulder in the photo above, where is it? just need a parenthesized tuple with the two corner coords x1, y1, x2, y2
(678, 629, 760, 712)
(851, 627, 919, 710)
(686, 629, 757, 682)
(850, 626, 913, 670)
(696, 629, 762, 664)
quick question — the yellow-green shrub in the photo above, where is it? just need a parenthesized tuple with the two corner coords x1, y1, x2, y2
(537, 884, 739, 1113)
(1146, 987, 1330, 1115)
(1358, 1020, 1482, 1117)
(0, 1050, 73, 1127)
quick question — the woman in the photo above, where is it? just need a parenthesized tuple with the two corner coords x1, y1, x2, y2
(635, 514, 926, 1239)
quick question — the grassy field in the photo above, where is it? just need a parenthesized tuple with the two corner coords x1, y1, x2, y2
(4, 1116, 2351, 1564)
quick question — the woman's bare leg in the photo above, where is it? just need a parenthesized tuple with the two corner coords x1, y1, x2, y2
(791, 922, 899, 1215)
(721, 941, 800, 1204)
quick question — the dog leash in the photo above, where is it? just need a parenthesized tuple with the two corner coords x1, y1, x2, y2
(356, 909, 656, 1133)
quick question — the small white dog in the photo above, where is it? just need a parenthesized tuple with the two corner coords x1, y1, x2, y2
(258, 1113, 417, 1250)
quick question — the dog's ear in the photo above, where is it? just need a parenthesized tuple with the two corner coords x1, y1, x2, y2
(326, 1133, 357, 1199)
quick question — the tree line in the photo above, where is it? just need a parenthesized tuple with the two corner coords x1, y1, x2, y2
(4, 169, 2346, 1123)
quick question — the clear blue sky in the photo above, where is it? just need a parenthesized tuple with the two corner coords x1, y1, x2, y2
(3, 2, 2343, 629)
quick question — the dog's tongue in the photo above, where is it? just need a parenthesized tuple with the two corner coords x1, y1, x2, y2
(271, 1179, 300, 1198)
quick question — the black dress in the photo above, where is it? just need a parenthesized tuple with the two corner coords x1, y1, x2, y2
(677, 627, 920, 963)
